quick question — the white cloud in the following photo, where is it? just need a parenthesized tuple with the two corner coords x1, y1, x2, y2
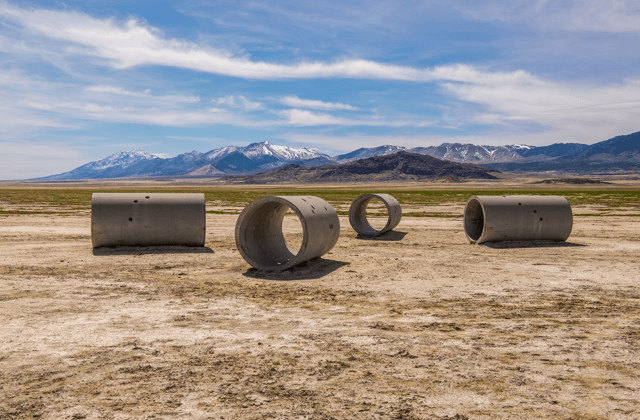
(440, 75, 640, 142)
(280, 96, 358, 110)
(0, 3, 514, 82)
(65, 102, 236, 126)
(278, 109, 433, 127)
(461, 0, 640, 34)
(214, 95, 262, 110)
(280, 109, 351, 126)
(85, 85, 200, 103)
(0, 69, 249, 129)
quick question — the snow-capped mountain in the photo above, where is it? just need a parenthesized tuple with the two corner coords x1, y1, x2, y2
(409, 143, 532, 163)
(91, 149, 157, 169)
(43, 150, 160, 180)
(204, 146, 240, 162)
(242, 141, 325, 161)
(40, 141, 331, 180)
(218, 141, 331, 171)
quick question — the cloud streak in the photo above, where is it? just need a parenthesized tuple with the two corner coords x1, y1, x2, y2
(0, 2, 531, 83)
(279, 109, 433, 127)
(214, 95, 263, 110)
(461, 0, 640, 35)
(280, 96, 358, 110)
(85, 86, 200, 103)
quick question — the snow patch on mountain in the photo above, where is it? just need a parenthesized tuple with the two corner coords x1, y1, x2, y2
(241, 141, 328, 161)
(88, 149, 156, 170)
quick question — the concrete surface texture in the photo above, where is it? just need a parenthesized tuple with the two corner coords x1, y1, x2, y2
(349, 193, 402, 237)
(464, 195, 573, 244)
(235, 195, 340, 271)
(91, 193, 206, 248)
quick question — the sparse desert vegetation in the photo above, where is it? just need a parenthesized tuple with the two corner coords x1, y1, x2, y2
(1, 179, 639, 419)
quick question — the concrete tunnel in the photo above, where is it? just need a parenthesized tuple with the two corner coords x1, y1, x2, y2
(463, 195, 573, 244)
(235, 196, 340, 272)
(349, 193, 402, 237)
(91, 193, 206, 248)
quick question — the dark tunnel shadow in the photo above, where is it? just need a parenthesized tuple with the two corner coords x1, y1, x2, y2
(242, 258, 350, 281)
(93, 246, 215, 256)
(481, 240, 587, 249)
(354, 230, 408, 242)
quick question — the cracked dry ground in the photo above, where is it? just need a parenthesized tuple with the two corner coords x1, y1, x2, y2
(0, 211, 639, 419)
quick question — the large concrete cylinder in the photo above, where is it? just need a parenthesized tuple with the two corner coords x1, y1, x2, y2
(91, 193, 206, 248)
(463, 195, 573, 244)
(349, 193, 402, 237)
(235, 196, 340, 271)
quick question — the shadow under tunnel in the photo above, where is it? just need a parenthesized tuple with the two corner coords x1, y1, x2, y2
(92, 246, 215, 256)
(242, 258, 350, 281)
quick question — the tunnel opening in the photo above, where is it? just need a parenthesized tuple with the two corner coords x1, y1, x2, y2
(464, 198, 485, 242)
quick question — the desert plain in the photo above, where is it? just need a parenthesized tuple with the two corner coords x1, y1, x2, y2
(0, 177, 639, 419)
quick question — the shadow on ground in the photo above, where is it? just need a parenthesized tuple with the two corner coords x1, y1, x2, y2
(354, 230, 408, 242)
(482, 241, 587, 249)
(92, 246, 215, 256)
(243, 258, 350, 281)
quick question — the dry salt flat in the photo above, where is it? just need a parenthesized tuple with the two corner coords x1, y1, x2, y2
(1, 182, 639, 419)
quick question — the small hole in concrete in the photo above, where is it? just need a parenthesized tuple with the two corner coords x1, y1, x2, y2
(129, 218, 133, 222)
(145, 196, 150, 199)
(133, 200, 138, 203)
(533, 210, 537, 213)
(539, 217, 544, 221)
(329, 224, 333, 229)
(518, 202, 522, 206)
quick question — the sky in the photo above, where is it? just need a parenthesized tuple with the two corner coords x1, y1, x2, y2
(1, 0, 640, 179)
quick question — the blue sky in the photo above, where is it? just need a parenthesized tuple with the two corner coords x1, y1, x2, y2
(1, 0, 640, 179)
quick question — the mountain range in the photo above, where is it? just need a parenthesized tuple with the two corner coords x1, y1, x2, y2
(39, 131, 640, 180)
(232, 152, 498, 184)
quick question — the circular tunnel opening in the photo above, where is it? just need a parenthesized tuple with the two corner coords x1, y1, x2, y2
(349, 194, 399, 237)
(464, 198, 485, 242)
(282, 207, 304, 255)
(366, 197, 389, 231)
(236, 200, 305, 270)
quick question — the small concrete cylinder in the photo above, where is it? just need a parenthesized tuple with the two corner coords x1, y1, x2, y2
(349, 193, 402, 237)
(91, 193, 206, 248)
(463, 195, 573, 244)
(235, 196, 340, 271)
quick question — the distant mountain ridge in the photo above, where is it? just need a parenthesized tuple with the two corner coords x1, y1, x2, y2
(484, 131, 640, 172)
(232, 152, 498, 183)
(43, 141, 330, 180)
(38, 131, 640, 180)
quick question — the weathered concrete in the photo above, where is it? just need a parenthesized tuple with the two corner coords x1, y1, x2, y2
(91, 193, 206, 248)
(463, 195, 573, 244)
(235, 196, 340, 271)
(349, 193, 402, 237)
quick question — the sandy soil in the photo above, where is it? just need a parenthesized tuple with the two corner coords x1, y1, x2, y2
(1, 189, 639, 419)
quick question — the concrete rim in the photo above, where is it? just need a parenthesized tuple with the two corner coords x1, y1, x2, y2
(463, 197, 485, 242)
(349, 193, 402, 237)
(235, 196, 339, 272)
